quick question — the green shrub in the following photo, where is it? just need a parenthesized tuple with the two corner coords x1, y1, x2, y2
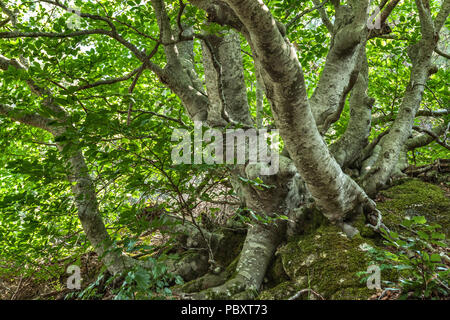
(358, 216, 449, 299)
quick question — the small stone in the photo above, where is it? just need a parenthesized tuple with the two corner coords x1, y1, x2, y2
(359, 243, 373, 252)
(305, 254, 316, 266)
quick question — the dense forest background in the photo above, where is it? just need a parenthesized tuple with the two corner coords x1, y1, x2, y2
(0, 0, 449, 300)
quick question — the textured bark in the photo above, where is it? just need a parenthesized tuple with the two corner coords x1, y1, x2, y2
(60, 145, 135, 274)
(0, 107, 134, 274)
(219, 0, 375, 224)
(361, 0, 450, 196)
(201, 30, 252, 125)
(196, 223, 282, 299)
(309, 1, 369, 133)
(193, 156, 303, 297)
(0, 55, 134, 275)
(330, 47, 374, 168)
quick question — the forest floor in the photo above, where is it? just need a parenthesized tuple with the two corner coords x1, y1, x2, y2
(1, 163, 449, 300)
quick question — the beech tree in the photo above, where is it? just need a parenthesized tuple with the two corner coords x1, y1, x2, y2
(0, 0, 449, 298)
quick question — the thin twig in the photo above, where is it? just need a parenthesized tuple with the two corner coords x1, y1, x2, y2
(435, 47, 450, 59)
(10, 275, 23, 300)
(288, 289, 325, 300)
(286, 0, 329, 31)
(412, 126, 450, 150)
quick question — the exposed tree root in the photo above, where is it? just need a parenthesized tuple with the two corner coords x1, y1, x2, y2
(184, 222, 283, 299)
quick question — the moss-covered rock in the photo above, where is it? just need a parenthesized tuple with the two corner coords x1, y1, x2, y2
(258, 179, 448, 300)
(378, 179, 450, 236)
(176, 180, 447, 300)
(258, 224, 378, 300)
(258, 281, 303, 300)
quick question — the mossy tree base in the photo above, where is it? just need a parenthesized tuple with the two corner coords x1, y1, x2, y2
(173, 179, 448, 300)
(258, 224, 378, 300)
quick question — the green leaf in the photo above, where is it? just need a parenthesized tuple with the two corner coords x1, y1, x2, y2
(430, 254, 441, 262)
(417, 230, 430, 240)
(133, 267, 150, 289)
(412, 216, 427, 224)
(431, 232, 445, 240)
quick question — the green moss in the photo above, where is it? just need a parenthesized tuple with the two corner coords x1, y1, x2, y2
(258, 179, 448, 300)
(331, 287, 376, 300)
(378, 179, 450, 235)
(259, 224, 378, 300)
(257, 281, 302, 300)
(179, 179, 448, 300)
(352, 213, 378, 239)
(224, 254, 240, 278)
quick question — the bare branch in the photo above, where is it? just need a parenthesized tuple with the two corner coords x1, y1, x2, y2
(150, 0, 179, 65)
(188, 0, 247, 34)
(0, 54, 67, 119)
(177, 0, 187, 39)
(311, 0, 333, 33)
(330, 48, 374, 168)
(412, 125, 450, 150)
(415, 0, 436, 40)
(112, 17, 159, 42)
(435, 47, 450, 59)
(71, 65, 144, 92)
(373, 108, 449, 125)
(117, 109, 187, 128)
(379, 0, 401, 26)
(126, 65, 146, 126)
(406, 123, 447, 150)
(39, 0, 116, 30)
(289, 288, 325, 300)
(434, 0, 450, 33)
(0, 29, 112, 39)
(0, 1, 16, 27)
(417, 109, 450, 117)
(0, 54, 23, 70)
(287, 0, 330, 32)
(360, 129, 391, 162)
(0, 103, 53, 132)
(378, 0, 390, 11)
(12, 1, 165, 75)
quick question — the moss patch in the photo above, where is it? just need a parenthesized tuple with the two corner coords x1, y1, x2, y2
(377, 179, 450, 236)
(258, 179, 448, 300)
(258, 281, 303, 300)
(258, 224, 378, 300)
